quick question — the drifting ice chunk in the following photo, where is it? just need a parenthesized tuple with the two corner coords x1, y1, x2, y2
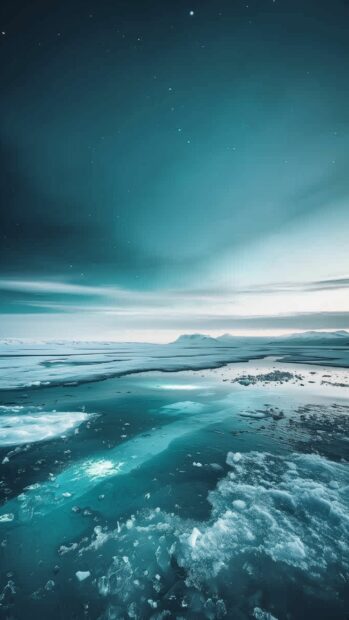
(75, 571, 91, 582)
(253, 607, 279, 620)
(0, 513, 14, 523)
(227, 451, 242, 464)
(233, 499, 246, 510)
(189, 527, 201, 548)
(0, 408, 89, 446)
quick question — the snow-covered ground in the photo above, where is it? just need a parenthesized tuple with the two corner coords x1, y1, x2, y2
(1, 331, 348, 390)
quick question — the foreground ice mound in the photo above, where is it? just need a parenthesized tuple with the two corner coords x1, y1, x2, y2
(90, 451, 349, 619)
(0, 406, 89, 446)
(185, 451, 349, 575)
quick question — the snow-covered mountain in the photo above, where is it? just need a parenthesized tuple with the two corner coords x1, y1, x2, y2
(287, 330, 348, 339)
(172, 330, 349, 347)
(171, 333, 219, 346)
(275, 330, 349, 345)
(216, 333, 237, 342)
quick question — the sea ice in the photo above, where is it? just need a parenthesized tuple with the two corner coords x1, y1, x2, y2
(93, 450, 349, 618)
(0, 513, 14, 523)
(253, 607, 279, 620)
(75, 571, 91, 582)
(232, 499, 246, 510)
(189, 527, 201, 548)
(0, 408, 89, 446)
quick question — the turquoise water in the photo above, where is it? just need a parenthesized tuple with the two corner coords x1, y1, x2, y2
(0, 365, 348, 619)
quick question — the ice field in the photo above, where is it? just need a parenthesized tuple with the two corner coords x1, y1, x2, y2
(0, 336, 348, 619)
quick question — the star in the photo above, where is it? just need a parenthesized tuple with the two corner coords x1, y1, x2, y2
(189, 10, 195, 17)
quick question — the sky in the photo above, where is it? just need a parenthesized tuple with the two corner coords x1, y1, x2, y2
(1, 0, 349, 341)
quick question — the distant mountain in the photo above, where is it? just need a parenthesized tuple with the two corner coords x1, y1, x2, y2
(218, 330, 349, 343)
(286, 330, 349, 340)
(171, 334, 219, 346)
(216, 333, 236, 342)
(216, 333, 262, 343)
(171, 330, 349, 348)
(273, 330, 349, 346)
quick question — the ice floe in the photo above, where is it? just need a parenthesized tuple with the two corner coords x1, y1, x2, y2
(0, 407, 89, 446)
(75, 570, 91, 582)
(0, 513, 14, 523)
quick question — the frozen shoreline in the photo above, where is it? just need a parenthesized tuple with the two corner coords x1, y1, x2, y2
(1, 336, 349, 391)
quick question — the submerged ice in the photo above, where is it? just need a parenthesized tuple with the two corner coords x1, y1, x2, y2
(84, 451, 349, 619)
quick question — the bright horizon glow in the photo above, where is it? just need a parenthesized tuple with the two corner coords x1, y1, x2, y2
(0, 327, 348, 344)
(0, 273, 349, 341)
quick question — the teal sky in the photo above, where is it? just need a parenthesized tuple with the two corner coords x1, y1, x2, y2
(1, 0, 349, 340)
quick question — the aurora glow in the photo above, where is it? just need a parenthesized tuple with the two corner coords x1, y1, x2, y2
(0, 0, 348, 340)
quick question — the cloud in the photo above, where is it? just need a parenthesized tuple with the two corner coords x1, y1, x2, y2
(0, 279, 104, 296)
(1, 309, 348, 342)
(177, 311, 349, 330)
(312, 277, 349, 291)
(1, 274, 349, 317)
(1, 273, 349, 298)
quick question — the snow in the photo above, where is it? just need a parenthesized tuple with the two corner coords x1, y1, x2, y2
(172, 333, 219, 346)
